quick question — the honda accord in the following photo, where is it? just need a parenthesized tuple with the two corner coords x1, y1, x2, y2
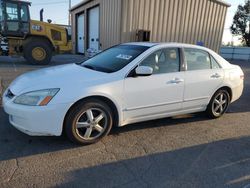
(3, 43, 244, 144)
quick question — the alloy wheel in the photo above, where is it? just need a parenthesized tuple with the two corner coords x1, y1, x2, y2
(212, 92, 228, 116)
(75, 108, 108, 140)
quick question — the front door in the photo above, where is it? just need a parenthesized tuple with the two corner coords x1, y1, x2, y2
(77, 13, 85, 54)
(123, 48, 184, 123)
(88, 6, 99, 51)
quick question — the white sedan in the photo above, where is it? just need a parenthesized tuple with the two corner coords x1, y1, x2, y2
(3, 43, 244, 144)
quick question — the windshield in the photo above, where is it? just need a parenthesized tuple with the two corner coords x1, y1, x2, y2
(81, 45, 149, 73)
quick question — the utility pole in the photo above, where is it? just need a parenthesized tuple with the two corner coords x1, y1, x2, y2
(68, 0, 71, 25)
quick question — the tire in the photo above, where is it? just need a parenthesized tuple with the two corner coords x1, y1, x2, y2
(23, 38, 52, 65)
(64, 99, 113, 145)
(206, 89, 230, 119)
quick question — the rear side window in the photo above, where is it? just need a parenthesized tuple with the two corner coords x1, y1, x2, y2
(184, 48, 211, 71)
(211, 55, 221, 69)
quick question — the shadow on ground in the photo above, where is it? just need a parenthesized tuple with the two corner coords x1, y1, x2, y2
(59, 136, 250, 188)
(0, 107, 209, 162)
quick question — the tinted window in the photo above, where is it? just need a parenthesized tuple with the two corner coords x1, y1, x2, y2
(21, 5, 28, 22)
(211, 55, 221, 69)
(81, 45, 149, 73)
(6, 3, 18, 20)
(184, 48, 211, 71)
(140, 48, 180, 74)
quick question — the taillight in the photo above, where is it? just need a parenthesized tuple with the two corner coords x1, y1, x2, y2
(240, 75, 244, 80)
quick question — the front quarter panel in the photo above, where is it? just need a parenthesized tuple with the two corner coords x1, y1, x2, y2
(51, 78, 125, 127)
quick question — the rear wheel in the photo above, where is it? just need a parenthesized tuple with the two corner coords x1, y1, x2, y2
(64, 100, 113, 144)
(24, 39, 52, 65)
(206, 89, 230, 118)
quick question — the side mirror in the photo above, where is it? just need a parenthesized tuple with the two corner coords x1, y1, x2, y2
(135, 66, 153, 76)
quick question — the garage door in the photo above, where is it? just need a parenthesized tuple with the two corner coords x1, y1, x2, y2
(88, 6, 99, 51)
(77, 13, 85, 54)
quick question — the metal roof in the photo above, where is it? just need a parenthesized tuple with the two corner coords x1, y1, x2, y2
(70, 0, 231, 11)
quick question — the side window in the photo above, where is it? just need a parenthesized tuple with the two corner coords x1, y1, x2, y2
(211, 55, 221, 69)
(140, 48, 180, 74)
(184, 48, 211, 71)
(6, 3, 19, 32)
(6, 3, 18, 20)
(21, 5, 28, 22)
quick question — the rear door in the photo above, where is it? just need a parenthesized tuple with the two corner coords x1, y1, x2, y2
(183, 48, 224, 110)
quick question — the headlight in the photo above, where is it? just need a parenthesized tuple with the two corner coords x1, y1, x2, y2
(14, 89, 59, 106)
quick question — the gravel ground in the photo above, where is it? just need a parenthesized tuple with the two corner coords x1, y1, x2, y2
(0, 58, 250, 188)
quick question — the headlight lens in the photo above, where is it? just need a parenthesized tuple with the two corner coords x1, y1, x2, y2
(14, 89, 59, 106)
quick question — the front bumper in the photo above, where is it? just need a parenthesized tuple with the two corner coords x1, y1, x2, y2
(3, 93, 72, 136)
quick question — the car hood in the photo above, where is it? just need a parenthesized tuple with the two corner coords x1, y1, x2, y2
(9, 64, 108, 95)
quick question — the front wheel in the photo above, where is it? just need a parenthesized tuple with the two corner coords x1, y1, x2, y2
(23, 39, 52, 65)
(64, 100, 113, 144)
(206, 89, 230, 119)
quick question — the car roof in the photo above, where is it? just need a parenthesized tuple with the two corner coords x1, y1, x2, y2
(122, 42, 159, 47)
(122, 42, 212, 51)
(123, 42, 233, 69)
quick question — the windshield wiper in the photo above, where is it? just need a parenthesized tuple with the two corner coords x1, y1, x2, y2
(82, 64, 113, 73)
(83, 64, 96, 71)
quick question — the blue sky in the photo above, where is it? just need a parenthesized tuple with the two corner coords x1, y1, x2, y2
(29, 0, 246, 44)
(29, 0, 81, 24)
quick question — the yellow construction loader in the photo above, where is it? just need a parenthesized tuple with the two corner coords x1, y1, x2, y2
(0, 0, 72, 65)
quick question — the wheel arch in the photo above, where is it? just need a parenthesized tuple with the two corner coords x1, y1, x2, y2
(23, 35, 54, 51)
(63, 95, 121, 133)
(214, 86, 233, 102)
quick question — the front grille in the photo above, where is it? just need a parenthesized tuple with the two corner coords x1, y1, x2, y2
(6, 89, 15, 99)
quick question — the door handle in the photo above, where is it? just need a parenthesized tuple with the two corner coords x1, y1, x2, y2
(211, 73, 221, 79)
(169, 78, 184, 84)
